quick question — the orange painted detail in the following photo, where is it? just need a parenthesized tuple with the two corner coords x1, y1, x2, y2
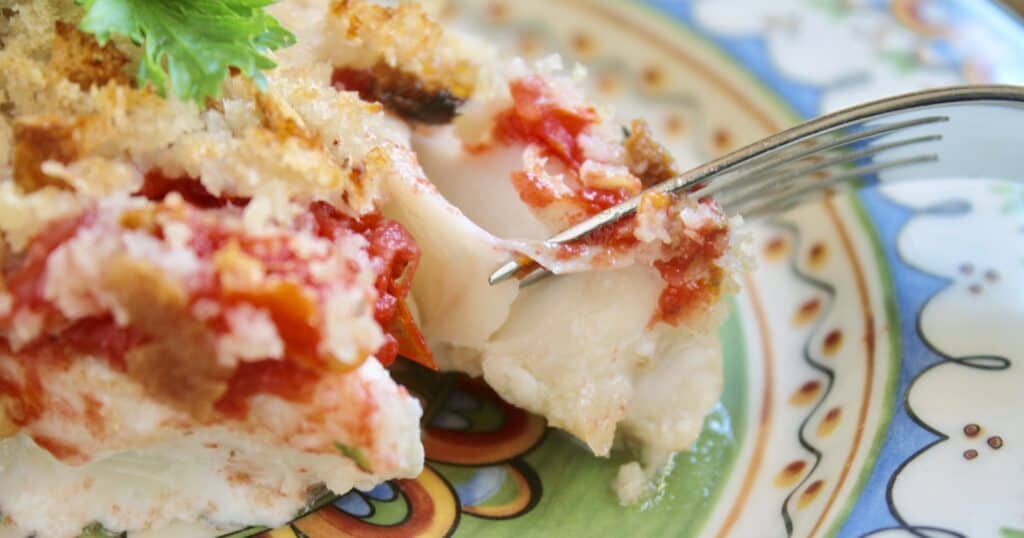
(891, 0, 949, 37)
(797, 479, 826, 509)
(462, 462, 536, 518)
(808, 242, 828, 268)
(773, 460, 808, 488)
(714, 273, 776, 538)
(805, 199, 879, 538)
(764, 236, 789, 261)
(823, 329, 844, 357)
(293, 466, 458, 538)
(793, 298, 823, 326)
(817, 407, 842, 438)
(789, 380, 823, 407)
(423, 378, 546, 466)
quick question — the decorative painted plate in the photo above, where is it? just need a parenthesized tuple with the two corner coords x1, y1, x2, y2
(219, 1, 1024, 537)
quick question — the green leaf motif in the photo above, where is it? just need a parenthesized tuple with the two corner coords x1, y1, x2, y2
(808, 0, 849, 18)
(992, 183, 1024, 214)
(878, 49, 919, 74)
(76, 0, 296, 104)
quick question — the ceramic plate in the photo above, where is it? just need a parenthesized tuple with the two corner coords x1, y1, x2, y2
(211, 1, 1024, 537)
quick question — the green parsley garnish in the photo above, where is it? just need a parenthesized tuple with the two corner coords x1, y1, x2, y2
(79, 522, 120, 538)
(76, 0, 296, 104)
(335, 441, 373, 473)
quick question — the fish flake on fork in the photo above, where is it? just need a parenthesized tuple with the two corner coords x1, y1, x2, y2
(489, 84, 1024, 287)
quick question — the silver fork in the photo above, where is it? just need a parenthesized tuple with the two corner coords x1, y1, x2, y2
(489, 84, 1024, 287)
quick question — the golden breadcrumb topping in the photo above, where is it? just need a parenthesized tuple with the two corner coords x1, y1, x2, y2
(0, 0, 424, 246)
(326, 0, 479, 100)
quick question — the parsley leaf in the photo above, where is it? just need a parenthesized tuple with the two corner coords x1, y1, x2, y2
(76, 0, 296, 104)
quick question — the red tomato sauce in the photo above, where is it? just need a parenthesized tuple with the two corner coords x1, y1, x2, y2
(309, 201, 422, 368)
(494, 76, 597, 169)
(0, 181, 429, 423)
(5, 212, 91, 312)
(493, 76, 632, 214)
(331, 67, 378, 103)
(137, 170, 250, 209)
(215, 359, 320, 418)
(0, 317, 139, 430)
(650, 222, 729, 327)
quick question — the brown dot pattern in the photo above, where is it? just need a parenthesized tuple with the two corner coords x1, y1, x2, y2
(797, 480, 825, 509)
(987, 436, 1003, 449)
(570, 32, 595, 56)
(823, 329, 843, 357)
(642, 66, 665, 88)
(774, 460, 808, 488)
(664, 113, 687, 136)
(963, 449, 978, 460)
(712, 128, 733, 152)
(963, 423, 981, 437)
(793, 298, 823, 326)
(817, 407, 842, 438)
(487, 1, 508, 21)
(596, 74, 619, 94)
(808, 242, 829, 268)
(517, 35, 541, 57)
(764, 237, 789, 261)
(789, 380, 822, 407)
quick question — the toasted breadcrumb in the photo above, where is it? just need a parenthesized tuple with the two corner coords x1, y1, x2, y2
(0, 2, 427, 536)
(50, 21, 130, 89)
(326, 0, 478, 99)
(624, 119, 678, 187)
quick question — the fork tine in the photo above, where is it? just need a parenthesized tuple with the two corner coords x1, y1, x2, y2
(717, 134, 942, 208)
(489, 85, 1024, 287)
(517, 267, 552, 288)
(515, 154, 938, 288)
(730, 153, 938, 217)
(489, 256, 537, 286)
(489, 118, 948, 286)
(696, 115, 949, 198)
